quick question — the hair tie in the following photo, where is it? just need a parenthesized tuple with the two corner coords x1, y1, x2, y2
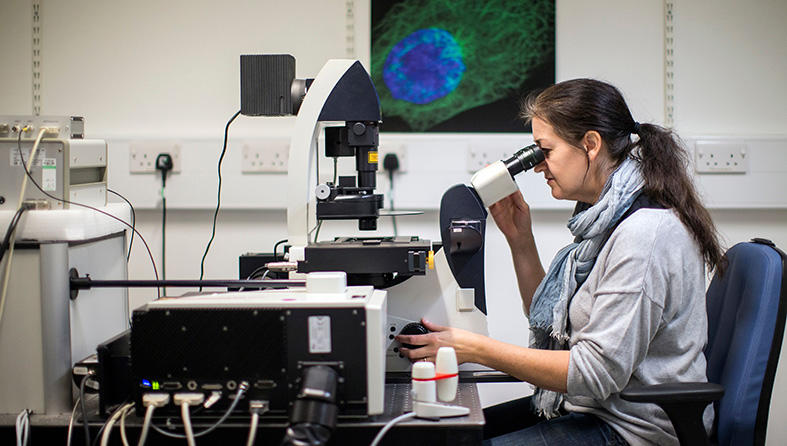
(632, 121, 641, 134)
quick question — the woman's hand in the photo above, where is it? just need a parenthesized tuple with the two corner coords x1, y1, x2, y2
(395, 319, 485, 365)
(488, 191, 535, 250)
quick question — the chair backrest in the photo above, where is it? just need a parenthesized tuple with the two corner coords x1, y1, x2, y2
(705, 239, 787, 446)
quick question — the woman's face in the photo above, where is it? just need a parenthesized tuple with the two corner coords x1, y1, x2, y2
(532, 116, 600, 203)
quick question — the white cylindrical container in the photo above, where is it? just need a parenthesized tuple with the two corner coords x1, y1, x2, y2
(411, 361, 436, 403)
(435, 347, 459, 402)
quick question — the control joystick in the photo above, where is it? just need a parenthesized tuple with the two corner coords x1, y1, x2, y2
(399, 322, 429, 349)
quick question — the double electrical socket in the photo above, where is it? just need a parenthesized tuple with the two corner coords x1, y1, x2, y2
(694, 141, 748, 174)
(241, 140, 289, 173)
(129, 141, 182, 173)
(466, 145, 517, 173)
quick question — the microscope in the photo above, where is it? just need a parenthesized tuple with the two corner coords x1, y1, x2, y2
(80, 56, 544, 446)
(237, 54, 544, 371)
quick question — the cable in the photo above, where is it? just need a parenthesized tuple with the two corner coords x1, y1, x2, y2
(137, 405, 155, 446)
(389, 173, 398, 237)
(273, 238, 288, 261)
(181, 402, 196, 446)
(155, 153, 172, 296)
(100, 402, 134, 446)
(67, 397, 81, 446)
(107, 189, 135, 262)
(246, 412, 259, 446)
(246, 401, 268, 446)
(150, 381, 248, 439)
(369, 412, 416, 446)
(309, 220, 323, 244)
(0, 204, 32, 264)
(383, 153, 400, 237)
(138, 393, 169, 446)
(161, 187, 167, 296)
(13, 133, 160, 298)
(0, 127, 44, 334)
(119, 404, 134, 446)
(79, 375, 92, 446)
(0, 204, 32, 331)
(15, 408, 30, 446)
(314, 220, 323, 243)
(245, 266, 268, 280)
(199, 110, 241, 289)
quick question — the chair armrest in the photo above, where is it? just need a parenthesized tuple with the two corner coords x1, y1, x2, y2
(620, 382, 724, 405)
(621, 383, 723, 446)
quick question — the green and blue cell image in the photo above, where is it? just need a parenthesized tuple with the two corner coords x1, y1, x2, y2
(372, 0, 555, 132)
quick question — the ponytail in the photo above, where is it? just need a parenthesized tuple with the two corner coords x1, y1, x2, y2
(635, 124, 725, 273)
(522, 79, 725, 274)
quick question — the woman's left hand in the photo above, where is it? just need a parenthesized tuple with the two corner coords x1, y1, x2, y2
(395, 319, 484, 364)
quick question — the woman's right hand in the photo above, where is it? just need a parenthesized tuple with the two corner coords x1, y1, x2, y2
(488, 191, 535, 249)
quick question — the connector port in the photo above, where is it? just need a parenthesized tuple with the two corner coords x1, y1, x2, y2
(161, 381, 183, 390)
(253, 380, 277, 389)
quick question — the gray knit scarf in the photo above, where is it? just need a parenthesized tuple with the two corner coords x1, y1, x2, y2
(529, 157, 644, 418)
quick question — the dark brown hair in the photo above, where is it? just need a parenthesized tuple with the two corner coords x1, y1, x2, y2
(521, 78, 724, 274)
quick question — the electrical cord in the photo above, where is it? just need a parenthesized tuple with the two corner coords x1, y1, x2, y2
(15, 408, 30, 446)
(389, 174, 398, 237)
(100, 402, 134, 446)
(150, 381, 248, 439)
(199, 110, 241, 289)
(246, 411, 259, 446)
(314, 220, 323, 243)
(0, 204, 33, 332)
(0, 204, 32, 264)
(181, 402, 196, 446)
(245, 401, 268, 446)
(369, 412, 416, 446)
(12, 132, 160, 298)
(155, 153, 172, 296)
(67, 397, 81, 446)
(119, 404, 134, 446)
(138, 405, 156, 446)
(245, 266, 269, 280)
(273, 238, 288, 261)
(79, 375, 92, 446)
(0, 126, 45, 334)
(383, 153, 400, 237)
(161, 186, 167, 296)
(107, 189, 135, 262)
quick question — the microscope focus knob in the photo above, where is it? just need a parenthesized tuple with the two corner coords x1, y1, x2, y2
(315, 183, 331, 200)
(352, 122, 367, 135)
(399, 322, 429, 349)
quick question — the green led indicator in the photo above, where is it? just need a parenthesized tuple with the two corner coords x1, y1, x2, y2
(152, 381, 160, 390)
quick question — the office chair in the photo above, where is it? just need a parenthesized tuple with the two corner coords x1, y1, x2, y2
(621, 238, 787, 446)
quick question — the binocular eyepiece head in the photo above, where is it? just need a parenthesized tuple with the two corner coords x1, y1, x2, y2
(504, 144, 545, 177)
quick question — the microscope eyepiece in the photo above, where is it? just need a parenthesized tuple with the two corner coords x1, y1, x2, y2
(504, 144, 545, 177)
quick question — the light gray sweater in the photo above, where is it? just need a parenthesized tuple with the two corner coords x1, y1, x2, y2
(563, 208, 713, 446)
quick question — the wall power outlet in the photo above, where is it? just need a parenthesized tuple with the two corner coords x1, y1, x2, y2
(129, 142, 182, 174)
(694, 141, 748, 174)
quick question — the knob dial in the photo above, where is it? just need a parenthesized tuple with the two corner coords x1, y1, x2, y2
(399, 322, 429, 349)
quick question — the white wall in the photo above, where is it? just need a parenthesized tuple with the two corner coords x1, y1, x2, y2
(2, 0, 787, 442)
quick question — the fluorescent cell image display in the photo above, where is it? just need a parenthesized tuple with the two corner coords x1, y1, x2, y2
(383, 28, 466, 104)
(372, 0, 555, 133)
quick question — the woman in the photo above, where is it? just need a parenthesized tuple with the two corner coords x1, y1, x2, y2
(395, 79, 724, 446)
